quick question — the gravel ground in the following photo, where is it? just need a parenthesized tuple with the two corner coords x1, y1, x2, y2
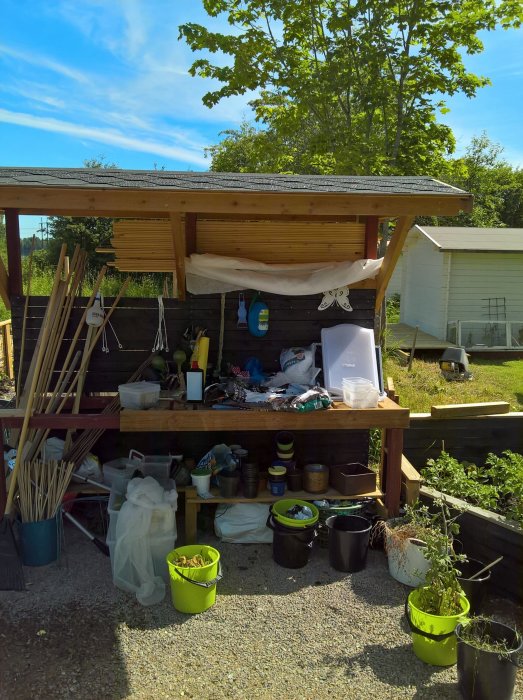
(1, 518, 522, 700)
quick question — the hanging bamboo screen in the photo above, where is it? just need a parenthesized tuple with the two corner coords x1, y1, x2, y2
(109, 218, 366, 271)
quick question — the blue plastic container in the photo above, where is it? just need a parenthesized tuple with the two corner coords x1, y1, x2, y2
(19, 515, 59, 566)
(269, 480, 286, 496)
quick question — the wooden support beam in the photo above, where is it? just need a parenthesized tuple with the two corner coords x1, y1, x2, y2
(185, 213, 197, 255)
(170, 212, 186, 301)
(374, 216, 414, 310)
(430, 402, 511, 419)
(0, 186, 474, 218)
(383, 428, 404, 515)
(401, 454, 421, 505)
(0, 257, 10, 309)
(364, 216, 379, 259)
(4, 208, 22, 296)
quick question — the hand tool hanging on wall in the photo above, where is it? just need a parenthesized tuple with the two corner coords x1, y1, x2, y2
(152, 295, 169, 351)
(237, 292, 248, 329)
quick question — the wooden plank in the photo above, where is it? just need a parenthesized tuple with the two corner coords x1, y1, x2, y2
(2, 322, 13, 379)
(401, 454, 421, 505)
(185, 213, 197, 255)
(375, 216, 414, 310)
(0, 186, 474, 218)
(186, 486, 384, 505)
(383, 427, 404, 515)
(4, 208, 22, 296)
(121, 399, 410, 432)
(430, 402, 511, 419)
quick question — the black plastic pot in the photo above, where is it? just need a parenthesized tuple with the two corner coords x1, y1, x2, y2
(326, 514, 372, 573)
(456, 619, 522, 700)
(266, 514, 317, 569)
(457, 559, 491, 615)
(218, 471, 240, 497)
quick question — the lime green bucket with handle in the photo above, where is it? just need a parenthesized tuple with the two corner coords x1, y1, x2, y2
(166, 545, 222, 614)
(406, 588, 470, 666)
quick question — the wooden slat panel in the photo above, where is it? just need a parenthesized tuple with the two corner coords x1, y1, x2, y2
(197, 220, 365, 263)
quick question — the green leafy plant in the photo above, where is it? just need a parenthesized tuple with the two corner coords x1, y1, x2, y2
(422, 450, 523, 527)
(412, 499, 467, 616)
(458, 616, 521, 657)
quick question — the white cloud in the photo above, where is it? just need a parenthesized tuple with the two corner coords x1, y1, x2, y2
(0, 43, 90, 84)
(0, 108, 207, 166)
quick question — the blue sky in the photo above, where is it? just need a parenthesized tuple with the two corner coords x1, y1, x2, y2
(0, 1, 522, 236)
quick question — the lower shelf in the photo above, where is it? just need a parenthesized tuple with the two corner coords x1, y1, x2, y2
(185, 486, 383, 505)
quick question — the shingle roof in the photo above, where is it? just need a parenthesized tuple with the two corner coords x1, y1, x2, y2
(0, 167, 468, 196)
(417, 226, 523, 252)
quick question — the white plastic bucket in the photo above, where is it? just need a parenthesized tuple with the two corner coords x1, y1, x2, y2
(191, 472, 211, 497)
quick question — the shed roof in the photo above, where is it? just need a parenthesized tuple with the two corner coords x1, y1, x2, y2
(0, 167, 472, 218)
(416, 225, 523, 253)
(0, 167, 465, 195)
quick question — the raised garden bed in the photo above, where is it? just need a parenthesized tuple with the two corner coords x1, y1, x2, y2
(421, 486, 523, 603)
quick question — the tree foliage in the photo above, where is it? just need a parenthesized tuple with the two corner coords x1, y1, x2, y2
(45, 158, 116, 269)
(181, 0, 522, 176)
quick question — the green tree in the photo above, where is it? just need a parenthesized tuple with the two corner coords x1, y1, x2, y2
(421, 133, 523, 227)
(45, 157, 117, 269)
(181, 0, 522, 176)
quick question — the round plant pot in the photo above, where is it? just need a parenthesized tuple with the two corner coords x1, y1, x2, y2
(406, 588, 470, 666)
(386, 530, 430, 587)
(456, 619, 522, 700)
(191, 472, 211, 497)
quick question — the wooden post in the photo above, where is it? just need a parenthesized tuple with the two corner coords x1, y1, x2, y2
(383, 428, 404, 516)
(171, 213, 186, 301)
(4, 209, 22, 297)
(1, 321, 14, 379)
(364, 216, 379, 259)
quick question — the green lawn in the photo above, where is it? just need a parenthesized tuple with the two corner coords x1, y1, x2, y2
(384, 355, 523, 412)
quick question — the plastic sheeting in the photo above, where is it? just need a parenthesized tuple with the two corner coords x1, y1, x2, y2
(185, 254, 383, 295)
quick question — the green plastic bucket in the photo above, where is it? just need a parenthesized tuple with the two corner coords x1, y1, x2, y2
(166, 545, 222, 614)
(271, 499, 319, 528)
(406, 588, 470, 666)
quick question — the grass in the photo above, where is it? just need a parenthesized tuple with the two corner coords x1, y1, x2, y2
(384, 354, 523, 412)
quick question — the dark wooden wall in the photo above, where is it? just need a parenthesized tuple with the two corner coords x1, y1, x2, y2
(403, 414, 523, 468)
(11, 290, 376, 467)
(12, 291, 375, 393)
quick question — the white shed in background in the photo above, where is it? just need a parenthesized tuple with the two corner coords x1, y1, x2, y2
(395, 225, 523, 350)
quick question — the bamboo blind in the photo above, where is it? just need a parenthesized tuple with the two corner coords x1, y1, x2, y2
(109, 218, 366, 271)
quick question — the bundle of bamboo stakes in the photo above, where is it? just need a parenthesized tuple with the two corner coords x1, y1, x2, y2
(17, 460, 75, 523)
(5, 244, 130, 516)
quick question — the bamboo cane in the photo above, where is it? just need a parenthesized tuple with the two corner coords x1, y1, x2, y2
(29, 278, 131, 460)
(5, 247, 67, 515)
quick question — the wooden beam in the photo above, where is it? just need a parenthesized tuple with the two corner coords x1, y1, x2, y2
(401, 454, 421, 505)
(430, 402, 511, 419)
(0, 257, 11, 309)
(170, 213, 186, 301)
(375, 216, 414, 310)
(364, 216, 379, 259)
(4, 208, 22, 296)
(0, 187, 474, 218)
(185, 213, 197, 255)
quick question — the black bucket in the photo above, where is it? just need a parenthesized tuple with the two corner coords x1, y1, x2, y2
(266, 514, 317, 569)
(456, 619, 522, 700)
(326, 514, 372, 573)
(457, 559, 491, 615)
(218, 471, 240, 498)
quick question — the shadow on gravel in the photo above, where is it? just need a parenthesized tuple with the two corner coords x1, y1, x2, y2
(0, 603, 130, 700)
(322, 643, 453, 692)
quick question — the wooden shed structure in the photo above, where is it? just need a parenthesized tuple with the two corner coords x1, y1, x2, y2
(394, 225, 523, 350)
(0, 168, 473, 520)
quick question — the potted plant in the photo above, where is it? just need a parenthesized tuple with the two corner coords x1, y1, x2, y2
(191, 466, 212, 497)
(455, 616, 522, 700)
(382, 503, 434, 587)
(405, 499, 470, 666)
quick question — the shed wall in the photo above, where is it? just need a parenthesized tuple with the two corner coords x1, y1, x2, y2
(447, 252, 523, 321)
(399, 232, 448, 339)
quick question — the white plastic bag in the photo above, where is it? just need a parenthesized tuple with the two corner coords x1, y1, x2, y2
(214, 503, 273, 543)
(43, 437, 103, 482)
(112, 477, 178, 605)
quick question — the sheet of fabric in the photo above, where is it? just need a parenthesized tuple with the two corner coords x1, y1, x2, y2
(185, 254, 382, 295)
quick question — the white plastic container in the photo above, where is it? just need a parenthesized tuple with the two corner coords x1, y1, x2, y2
(103, 456, 142, 488)
(118, 381, 160, 409)
(191, 472, 211, 497)
(342, 377, 380, 408)
(321, 325, 380, 397)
